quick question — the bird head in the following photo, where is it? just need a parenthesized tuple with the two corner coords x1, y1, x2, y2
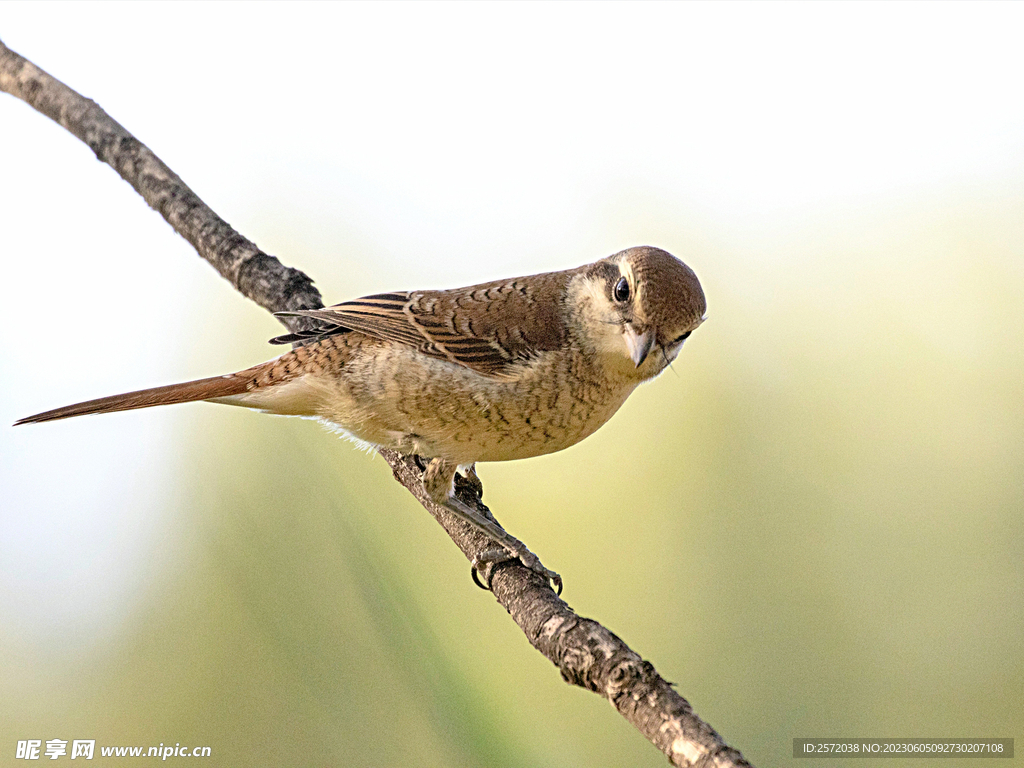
(573, 246, 706, 380)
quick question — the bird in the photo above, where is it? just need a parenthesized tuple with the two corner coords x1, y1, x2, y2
(16, 245, 706, 593)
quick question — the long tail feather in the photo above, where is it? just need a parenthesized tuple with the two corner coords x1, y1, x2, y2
(15, 373, 253, 425)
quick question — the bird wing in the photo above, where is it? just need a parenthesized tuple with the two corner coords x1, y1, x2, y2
(273, 273, 572, 377)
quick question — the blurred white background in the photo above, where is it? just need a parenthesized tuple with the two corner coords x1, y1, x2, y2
(2, 3, 1022, 766)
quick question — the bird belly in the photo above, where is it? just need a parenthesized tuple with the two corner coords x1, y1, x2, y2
(304, 342, 634, 464)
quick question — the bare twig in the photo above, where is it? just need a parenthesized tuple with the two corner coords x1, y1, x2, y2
(0, 38, 322, 325)
(1, 39, 751, 768)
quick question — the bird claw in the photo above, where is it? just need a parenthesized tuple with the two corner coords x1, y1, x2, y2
(471, 547, 563, 595)
(421, 458, 562, 596)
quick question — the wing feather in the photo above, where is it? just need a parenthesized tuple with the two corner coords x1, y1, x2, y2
(273, 273, 573, 376)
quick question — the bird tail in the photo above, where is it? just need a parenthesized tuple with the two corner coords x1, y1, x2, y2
(14, 370, 258, 426)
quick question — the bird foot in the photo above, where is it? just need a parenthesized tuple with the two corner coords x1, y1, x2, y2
(471, 546, 563, 595)
(454, 463, 483, 500)
(421, 457, 562, 595)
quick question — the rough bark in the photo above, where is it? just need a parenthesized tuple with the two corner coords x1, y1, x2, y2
(0, 39, 322, 325)
(1, 38, 752, 768)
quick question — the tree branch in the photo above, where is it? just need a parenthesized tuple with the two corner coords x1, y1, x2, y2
(0, 38, 322, 324)
(1, 39, 751, 768)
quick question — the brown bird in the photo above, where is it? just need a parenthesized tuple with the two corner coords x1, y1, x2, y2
(17, 246, 706, 592)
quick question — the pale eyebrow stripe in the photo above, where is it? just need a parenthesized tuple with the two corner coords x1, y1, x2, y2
(618, 257, 637, 294)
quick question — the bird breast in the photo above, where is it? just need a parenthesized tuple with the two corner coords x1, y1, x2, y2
(302, 335, 638, 464)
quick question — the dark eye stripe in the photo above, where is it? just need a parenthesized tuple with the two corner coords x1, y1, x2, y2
(670, 330, 692, 345)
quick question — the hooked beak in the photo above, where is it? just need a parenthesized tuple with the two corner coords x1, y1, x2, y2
(623, 325, 654, 368)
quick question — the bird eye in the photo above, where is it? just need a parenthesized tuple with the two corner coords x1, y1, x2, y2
(672, 330, 692, 345)
(613, 277, 630, 303)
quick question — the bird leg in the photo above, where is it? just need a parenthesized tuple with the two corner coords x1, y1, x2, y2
(454, 463, 484, 500)
(422, 457, 562, 595)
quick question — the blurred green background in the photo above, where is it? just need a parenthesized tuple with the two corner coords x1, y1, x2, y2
(2, 4, 1022, 767)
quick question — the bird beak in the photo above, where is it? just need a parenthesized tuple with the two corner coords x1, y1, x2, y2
(623, 326, 654, 368)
